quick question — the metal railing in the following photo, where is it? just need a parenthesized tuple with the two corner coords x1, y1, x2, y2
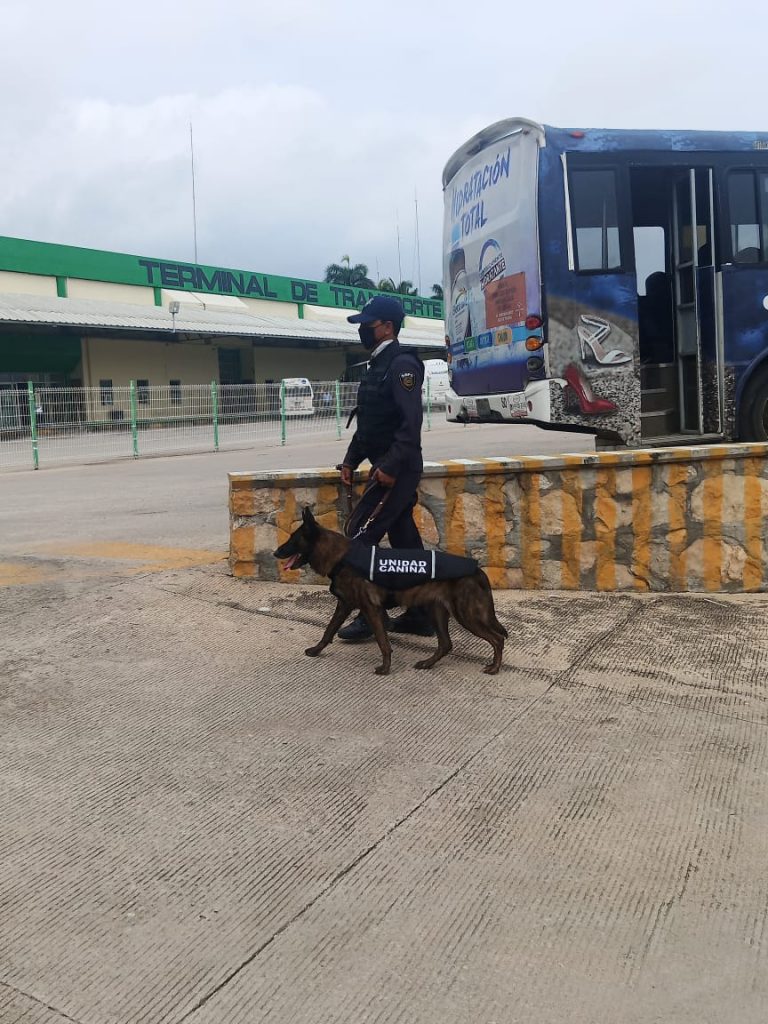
(0, 380, 442, 471)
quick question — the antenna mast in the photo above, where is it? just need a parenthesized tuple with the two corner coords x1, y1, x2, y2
(190, 123, 199, 264)
(414, 187, 422, 295)
(396, 210, 403, 285)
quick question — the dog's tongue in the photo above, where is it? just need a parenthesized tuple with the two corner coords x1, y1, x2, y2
(282, 554, 300, 570)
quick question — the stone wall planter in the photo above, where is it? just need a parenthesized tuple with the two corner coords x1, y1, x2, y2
(229, 443, 768, 592)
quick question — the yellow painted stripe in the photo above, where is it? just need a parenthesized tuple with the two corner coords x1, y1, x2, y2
(484, 466, 507, 588)
(631, 465, 652, 591)
(413, 501, 425, 537)
(0, 563, 50, 587)
(52, 541, 224, 566)
(743, 457, 763, 591)
(444, 464, 467, 556)
(667, 462, 688, 590)
(560, 469, 583, 590)
(520, 472, 541, 589)
(594, 467, 617, 591)
(702, 460, 724, 591)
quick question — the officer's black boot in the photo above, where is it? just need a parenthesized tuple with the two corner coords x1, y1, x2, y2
(337, 612, 392, 642)
(388, 606, 435, 637)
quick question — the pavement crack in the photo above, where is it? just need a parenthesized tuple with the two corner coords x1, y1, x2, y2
(553, 597, 644, 686)
(178, 682, 557, 1022)
(551, 597, 768, 728)
(0, 980, 84, 1024)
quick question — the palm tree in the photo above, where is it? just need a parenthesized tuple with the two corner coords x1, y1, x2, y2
(394, 280, 417, 296)
(431, 283, 444, 300)
(324, 255, 374, 289)
(377, 278, 397, 292)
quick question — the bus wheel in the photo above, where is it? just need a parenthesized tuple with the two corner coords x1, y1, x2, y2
(739, 366, 768, 442)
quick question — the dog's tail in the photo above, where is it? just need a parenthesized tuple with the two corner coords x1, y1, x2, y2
(478, 569, 508, 638)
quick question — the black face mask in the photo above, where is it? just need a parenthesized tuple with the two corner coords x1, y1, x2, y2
(358, 323, 378, 350)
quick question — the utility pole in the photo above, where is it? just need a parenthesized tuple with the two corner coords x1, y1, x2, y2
(190, 123, 199, 264)
(414, 187, 422, 295)
(396, 210, 403, 286)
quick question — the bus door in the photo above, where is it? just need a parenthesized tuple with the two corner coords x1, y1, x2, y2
(672, 168, 722, 435)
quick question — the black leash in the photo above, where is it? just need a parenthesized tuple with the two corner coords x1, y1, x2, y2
(335, 469, 392, 540)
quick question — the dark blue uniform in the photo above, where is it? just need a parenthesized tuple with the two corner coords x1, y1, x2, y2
(343, 341, 425, 549)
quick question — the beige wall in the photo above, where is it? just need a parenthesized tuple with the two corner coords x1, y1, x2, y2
(159, 290, 301, 320)
(0, 271, 58, 297)
(66, 279, 157, 306)
(81, 335, 346, 389)
(252, 347, 345, 382)
(402, 315, 444, 335)
(81, 337, 219, 424)
(241, 297, 300, 319)
(302, 306, 350, 324)
(83, 337, 218, 388)
(161, 288, 252, 313)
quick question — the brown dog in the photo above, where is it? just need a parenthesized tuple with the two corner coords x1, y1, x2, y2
(273, 507, 507, 676)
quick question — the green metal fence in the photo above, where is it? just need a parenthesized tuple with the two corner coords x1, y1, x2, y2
(0, 379, 442, 471)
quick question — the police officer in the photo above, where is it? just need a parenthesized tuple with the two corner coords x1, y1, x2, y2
(337, 295, 434, 642)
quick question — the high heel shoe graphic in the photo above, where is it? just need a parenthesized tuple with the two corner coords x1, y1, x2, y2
(577, 315, 631, 366)
(563, 363, 618, 416)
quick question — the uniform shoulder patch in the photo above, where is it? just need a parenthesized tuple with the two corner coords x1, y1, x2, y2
(398, 371, 416, 391)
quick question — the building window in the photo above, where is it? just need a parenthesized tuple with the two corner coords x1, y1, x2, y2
(569, 167, 622, 271)
(169, 379, 182, 403)
(99, 379, 113, 406)
(728, 170, 768, 263)
(136, 379, 150, 404)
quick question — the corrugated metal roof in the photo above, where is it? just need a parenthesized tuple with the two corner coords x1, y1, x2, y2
(0, 293, 445, 350)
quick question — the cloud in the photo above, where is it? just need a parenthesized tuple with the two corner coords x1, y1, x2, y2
(3, 0, 765, 299)
(0, 83, 467, 290)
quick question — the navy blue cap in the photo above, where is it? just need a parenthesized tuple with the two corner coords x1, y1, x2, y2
(347, 295, 405, 325)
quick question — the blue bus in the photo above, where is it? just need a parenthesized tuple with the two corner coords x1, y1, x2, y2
(442, 118, 768, 446)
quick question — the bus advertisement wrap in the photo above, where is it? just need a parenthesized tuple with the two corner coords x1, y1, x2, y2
(443, 130, 541, 397)
(442, 117, 768, 447)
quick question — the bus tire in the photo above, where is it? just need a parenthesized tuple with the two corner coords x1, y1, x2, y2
(739, 366, 768, 442)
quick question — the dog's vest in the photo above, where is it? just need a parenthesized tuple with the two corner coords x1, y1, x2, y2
(341, 544, 478, 590)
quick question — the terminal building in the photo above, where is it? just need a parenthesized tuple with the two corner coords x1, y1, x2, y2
(0, 236, 445, 391)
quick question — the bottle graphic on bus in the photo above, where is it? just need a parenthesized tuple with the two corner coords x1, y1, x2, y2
(449, 248, 473, 342)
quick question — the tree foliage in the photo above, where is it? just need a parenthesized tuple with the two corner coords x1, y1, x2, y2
(323, 255, 374, 289)
(377, 278, 417, 295)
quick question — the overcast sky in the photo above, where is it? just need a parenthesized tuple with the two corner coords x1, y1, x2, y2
(0, 0, 762, 293)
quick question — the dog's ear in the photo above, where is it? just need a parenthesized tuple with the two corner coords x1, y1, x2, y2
(302, 506, 319, 534)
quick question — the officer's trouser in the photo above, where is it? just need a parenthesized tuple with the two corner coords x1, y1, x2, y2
(350, 467, 423, 549)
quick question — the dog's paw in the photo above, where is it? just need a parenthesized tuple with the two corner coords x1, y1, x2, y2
(304, 645, 323, 657)
(414, 659, 434, 670)
(374, 665, 390, 676)
(483, 664, 500, 675)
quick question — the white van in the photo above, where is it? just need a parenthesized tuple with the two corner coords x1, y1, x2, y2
(422, 359, 450, 408)
(281, 377, 314, 417)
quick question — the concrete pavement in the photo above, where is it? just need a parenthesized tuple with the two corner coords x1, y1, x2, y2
(3, 428, 768, 1024)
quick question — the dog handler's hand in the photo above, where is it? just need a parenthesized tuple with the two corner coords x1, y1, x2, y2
(373, 467, 396, 488)
(339, 464, 353, 486)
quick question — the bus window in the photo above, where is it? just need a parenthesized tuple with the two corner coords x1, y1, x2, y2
(634, 226, 666, 294)
(569, 168, 622, 272)
(728, 171, 767, 263)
